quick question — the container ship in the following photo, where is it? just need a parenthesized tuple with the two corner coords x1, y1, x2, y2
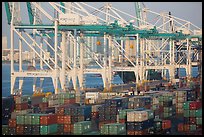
(2, 2, 202, 135)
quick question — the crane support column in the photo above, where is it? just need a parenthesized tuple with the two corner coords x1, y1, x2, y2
(72, 30, 77, 90)
(78, 33, 84, 90)
(60, 31, 66, 91)
(19, 31, 24, 92)
(108, 35, 113, 91)
(53, 19, 59, 94)
(10, 23, 15, 95)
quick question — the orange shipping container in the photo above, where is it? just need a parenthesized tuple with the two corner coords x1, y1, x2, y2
(64, 124, 71, 133)
(162, 120, 171, 129)
(57, 115, 64, 124)
(64, 115, 71, 124)
(127, 130, 135, 135)
(16, 125, 24, 135)
(8, 119, 16, 128)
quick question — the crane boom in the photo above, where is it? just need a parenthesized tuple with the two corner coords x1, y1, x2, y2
(27, 2, 34, 25)
(4, 2, 12, 25)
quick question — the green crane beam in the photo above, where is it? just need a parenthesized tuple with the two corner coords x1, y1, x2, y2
(4, 2, 12, 25)
(60, 2, 65, 13)
(26, 2, 34, 25)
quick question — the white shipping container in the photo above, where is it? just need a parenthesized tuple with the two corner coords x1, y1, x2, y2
(172, 98, 176, 105)
(86, 92, 100, 100)
(134, 111, 148, 122)
(89, 99, 95, 104)
(153, 97, 159, 105)
(48, 99, 59, 107)
(127, 111, 135, 122)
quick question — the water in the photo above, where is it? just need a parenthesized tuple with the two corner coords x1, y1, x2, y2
(2, 64, 198, 97)
(2, 64, 124, 97)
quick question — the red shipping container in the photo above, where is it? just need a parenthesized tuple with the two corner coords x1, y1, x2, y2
(144, 104, 151, 109)
(15, 103, 28, 110)
(189, 101, 202, 110)
(177, 123, 184, 132)
(70, 124, 74, 133)
(8, 119, 16, 128)
(183, 124, 190, 132)
(64, 99, 75, 104)
(57, 115, 64, 124)
(64, 115, 71, 124)
(16, 125, 24, 135)
(91, 112, 99, 119)
(196, 125, 202, 130)
(189, 117, 196, 124)
(162, 120, 171, 129)
(40, 114, 57, 125)
(64, 124, 71, 133)
(119, 119, 126, 124)
(159, 106, 164, 112)
(127, 130, 135, 135)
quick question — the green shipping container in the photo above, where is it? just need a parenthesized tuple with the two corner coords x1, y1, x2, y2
(154, 119, 162, 130)
(40, 124, 58, 135)
(163, 112, 172, 118)
(108, 123, 126, 135)
(164, 107, 173, 113)
(184, 110, 190, 117)
(146, 109, 154, 119)
(42, 97, 48, 103)
(189, 110, 196, 117)
(100, 124, 109, 135)
(119, 109, 134, 119)
(16, 114, 25, 124)
(58, 98, 64, 104)
(183, 101, 192, 110)
(83, 131, 100, 135)
(195, 109, 202, 117)
(2, 125, 9, 135)
(196, 117, 202, 125)
(159, 96, 163, 102)
(73, 121, 92, 135)
(24, 115, 32, 125)
(100, 123, 126, 135)
(189, 124, 196, 131)
(31, 114, 46, 125)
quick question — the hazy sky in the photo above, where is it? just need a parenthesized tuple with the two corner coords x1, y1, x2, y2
(2, 2, 202, 49)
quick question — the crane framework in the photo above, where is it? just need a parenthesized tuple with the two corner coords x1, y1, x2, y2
(4, 2, 202, 95)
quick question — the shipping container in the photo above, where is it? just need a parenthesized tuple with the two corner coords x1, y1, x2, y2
(73, 121, 92, 135)
(40, 114, 57, 125)
(100, 123, 126, 135)
(40, 124, 58, 135)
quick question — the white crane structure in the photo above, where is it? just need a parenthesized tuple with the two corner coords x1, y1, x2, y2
(5, 2, 202, 95)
